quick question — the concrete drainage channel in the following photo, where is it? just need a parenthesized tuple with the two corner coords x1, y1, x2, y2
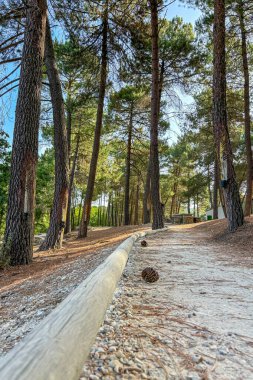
(0, 228, 167, 380)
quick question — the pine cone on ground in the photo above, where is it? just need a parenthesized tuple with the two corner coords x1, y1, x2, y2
(141, 240, 148, 247)
(141, 267, 159, 283)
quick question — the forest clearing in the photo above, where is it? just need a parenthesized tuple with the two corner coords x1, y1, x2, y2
(1, 0, 253, 378)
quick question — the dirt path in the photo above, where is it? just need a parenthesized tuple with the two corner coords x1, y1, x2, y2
(81, 226, 253, 379)
(0, 226, 146, 355)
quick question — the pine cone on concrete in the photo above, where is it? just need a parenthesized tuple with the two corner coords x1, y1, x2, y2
(141, 267, 159, 283)
(141, 240, 148, 247)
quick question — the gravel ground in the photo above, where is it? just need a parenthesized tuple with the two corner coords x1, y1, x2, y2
(81, 228, 253, 380)
(0, 244, 117, 355)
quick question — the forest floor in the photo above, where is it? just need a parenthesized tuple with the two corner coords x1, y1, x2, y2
(81, 221, 253, 380)
(0, 225, 146, 354)
(0, 225, 147, 290)
(1, 219, 253, 379)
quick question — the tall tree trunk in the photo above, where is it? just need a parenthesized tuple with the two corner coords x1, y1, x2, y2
(71, 187, 76, 230)
(4, 0, 47, 265)
(207, 164, 213, 210)
(237, 1, 253, 216)
(212, 0, 244, 231)
(170, 166, 179, 217)
(65, 135, 80, 234)
(187, 197, 191, 214)
(134, 181, 140, 225)
(143, 60, 164, 224)
(78, 5, 108, 238)
(111, 196, 114, 226)
(124, 102, 133, 225)
(196, 194, 199, 217)
(39, 19, 69, 250)
(77, 191, 84, 226)
(143, 160, 151, 223)
(129, 189, 134, 224)
(213, 156, 219, 219)
(149, 0, 164, 230)
(170, 194, 176, 218)
(66, 107, 72, 168)
(107, 193, 111, 226)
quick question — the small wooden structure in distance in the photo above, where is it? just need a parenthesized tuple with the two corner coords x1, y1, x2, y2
(172, 213, 194, 224)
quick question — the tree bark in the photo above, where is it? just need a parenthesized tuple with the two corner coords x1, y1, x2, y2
(124, 102, 133, 225)
(143, 160, 151, 223)
(187, 197, 191, 214)
(4, 0, 47, 265)
(237, 0, 253, 216)
(134, 181, 140, 225)
(170, 165, 180, 217)
(143, 60, 164, 224)
(39, 19, 69, 250)
(79, 4, 108, 238)
(213, 156, 219, 219)
(149, 0, 164, 230)
(66, 107, 72, 168)
(212, 0, 244, 231)
(65, 135, 80, 234)
(207, 164, 213, 210)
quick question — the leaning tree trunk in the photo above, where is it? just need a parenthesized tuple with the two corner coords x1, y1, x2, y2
(149, 0, 164, 230)
(65, 135, 80, 234)
(39, 19, 69, 250)
(78, 6, 108, 238)
(237, 1, 253, 216)
(212, 0, 244, 231)
(124, 102, 133, 225)
(3, 0, 47, 266)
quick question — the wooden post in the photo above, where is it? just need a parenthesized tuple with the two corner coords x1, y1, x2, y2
(0, 228, 167, 380)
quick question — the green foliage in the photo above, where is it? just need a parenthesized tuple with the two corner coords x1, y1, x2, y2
(0, 130, 10, 235)
(35, 149, 55, 233)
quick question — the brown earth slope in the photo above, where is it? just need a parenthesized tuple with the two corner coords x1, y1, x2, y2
(0, 225, 147, 291)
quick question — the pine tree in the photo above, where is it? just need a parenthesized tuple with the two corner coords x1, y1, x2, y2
(149, 0, 164, 230)
(3, 0, 47, 265)
(212, 0, 244, 231)
(39, 18, 69, 250)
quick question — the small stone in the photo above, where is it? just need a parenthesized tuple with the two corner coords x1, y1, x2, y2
(108, 346, 117, 353)
(196, 363, 206, 371)
(89, 375, 99, 380)
(36, 310, 46, 317)
(216, 354, 226, 361)
(186, 373, 201, 380)
(101, 367, 109, 375)
(218, 347, 229, 356)
(109, 359, 123, 374)
(191, 355, 203, 363)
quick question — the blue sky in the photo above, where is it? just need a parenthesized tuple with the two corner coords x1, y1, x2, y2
(2, 1, 201, 144)
(165, 1, 201, 23)
(164, 1, 202, 143)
